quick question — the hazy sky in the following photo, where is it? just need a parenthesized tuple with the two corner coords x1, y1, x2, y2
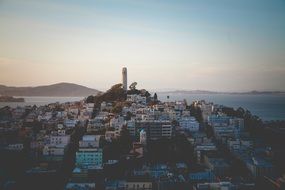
(0, 0, 285, 91)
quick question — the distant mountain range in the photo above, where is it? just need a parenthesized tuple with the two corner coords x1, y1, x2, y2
(159, 90, 285, 95)
(0, 83, 100, 97)
(0, 83, 283, 97)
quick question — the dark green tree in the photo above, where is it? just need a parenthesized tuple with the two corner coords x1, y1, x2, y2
(189, 103, 203, 123)
(129, 82, 137, 90)
(118, 125, 132, 154)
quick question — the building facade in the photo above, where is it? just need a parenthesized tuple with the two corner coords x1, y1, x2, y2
(75, 148, 103, 168)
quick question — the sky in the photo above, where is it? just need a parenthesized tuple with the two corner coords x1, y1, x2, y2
(0, 0, 285, 91)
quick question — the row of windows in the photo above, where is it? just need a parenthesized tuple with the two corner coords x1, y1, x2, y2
(126, 184, 152, 188)
(76, 154, 102, 157)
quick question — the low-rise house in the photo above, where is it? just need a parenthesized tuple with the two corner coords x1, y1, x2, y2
(127, 120, 136, 137)
(125, 177, 153, 190)
(133, 164, 169, 179)
(87, 118, 104, 132)
(230, 118, 244, 132)
(105, 180, 125, 190)
(127, 94, 147, 105)
(43, 144, 66, 156)
(49, 134, 70, 146)
(12, 107, 26, 120)
(79, 135, 101, 148)
(30, 140, 44, 150)
(68, 108, 79, 115)
(174, 101, 186, 111)
(38, 111, 53, 121)
(64, 119, 78, 128)
(65, 182, 96, 190)
(204, 156, 230, 178)
(25, 112, 37, 122)
(179, 116, 199, 132)
(189, 171, 214, 183)
(195, 143, 217, 163)
(6, 143, 24, 151)
(227, 139, 241, 151)
(245, 156, 274, 178)
(105, 131, 117, 142)
(198, 101, 213, 122)
(208, 114, 231, 127)
(190, 132, 209, 145)
(193, 182, 236, 190)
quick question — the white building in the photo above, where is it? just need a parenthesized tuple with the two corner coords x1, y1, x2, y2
(179, 117, 200, 132)
(6, 143, 24, 151)
(230, 118, 245, 132)
(87, 118, 104, 132)
(68, 108, 79, 115)
(57, 129, 66, 136)
(125, 181, 152, 190)
(110, 116, 125, 128)
(43, 144, 66, 156)
(65, 183, 95, 190)
(49, 135, 70, 146)
(79, 135, 101, 148)
(175, 101, 186, 111)
(199, 102, 213, 122)
(30, 141, 44, 150)
(86, 103, 95, 113)
(38, 111, 53, 121)
(105, 131, 117, 142)
(127, 120, 136, 137)
(12, 107, 26, 119)
(64, 119, 78, 128)
(127, 94, 147, 105)
(140, 129, 147, 145)
(168, 109, 179, 121)
(227, 139, 241, 151)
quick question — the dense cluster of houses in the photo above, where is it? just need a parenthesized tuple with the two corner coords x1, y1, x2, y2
(0, 95, 284, 190)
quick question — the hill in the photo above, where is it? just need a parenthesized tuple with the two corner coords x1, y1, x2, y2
(0, 83, 100, 97)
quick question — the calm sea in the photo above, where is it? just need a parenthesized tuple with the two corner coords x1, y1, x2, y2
(0, 96, 83, 108)
(0, 95, 284, 121)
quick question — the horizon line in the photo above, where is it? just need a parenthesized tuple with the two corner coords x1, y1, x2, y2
(1, 82, 285, 93)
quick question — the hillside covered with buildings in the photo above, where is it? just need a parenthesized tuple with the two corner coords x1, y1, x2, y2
(0, 68, 285, 190)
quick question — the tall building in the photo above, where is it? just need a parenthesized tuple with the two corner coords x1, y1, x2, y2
(75, 135, 103, 169)
(122, 67, 127, 91)
(135, 120, 173, 140)
(75, 148, 103, 168)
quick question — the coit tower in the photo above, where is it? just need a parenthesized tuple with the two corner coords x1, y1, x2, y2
(122, 67, 127, 91)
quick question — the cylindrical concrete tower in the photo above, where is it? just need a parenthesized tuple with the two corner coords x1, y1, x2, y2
(122, 67, 127, 91)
